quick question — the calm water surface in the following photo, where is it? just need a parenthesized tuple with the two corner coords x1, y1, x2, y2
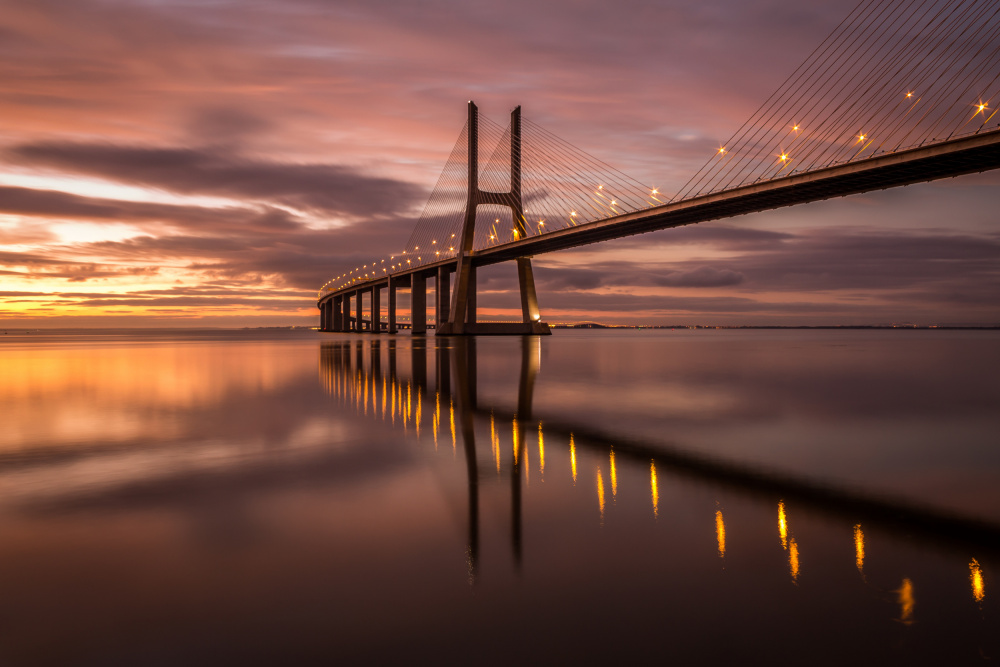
(0, 328, 997, 664)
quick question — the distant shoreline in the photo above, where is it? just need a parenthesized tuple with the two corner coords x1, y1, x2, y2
(3, 324, 999, 334)
(552, 324, 1000, 330)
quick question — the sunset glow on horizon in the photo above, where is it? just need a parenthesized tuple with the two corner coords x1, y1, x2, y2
(1, 0, 998, 328)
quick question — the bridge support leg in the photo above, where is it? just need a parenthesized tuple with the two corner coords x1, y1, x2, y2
(436, 266, 450, 330)
(412, 273, 427, 335)
(517, 257, 541, 324)
(388, 277, 398, 334)
(372, 286, 382, 333)
(355, 291, 363, 333)
(320, 303, 327, 331)
(333, 296, 343, 332)
(467, 265, 477, 325)
(326, 300, 334, 331)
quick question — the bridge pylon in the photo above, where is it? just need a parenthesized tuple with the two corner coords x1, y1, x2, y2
(437, 102, 551, 335)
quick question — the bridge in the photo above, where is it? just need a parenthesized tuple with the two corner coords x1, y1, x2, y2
(318, 0, 1000, 334)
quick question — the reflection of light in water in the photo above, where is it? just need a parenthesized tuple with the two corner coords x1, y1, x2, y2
(610, 449, 617, 499)
(597, 467, 605, 523)
(449, 398, 456, 451)
(854, 525, 865, 574)
(382, 376, 387, 419)
(363, 373, 368, 416)
(432, 391, 439, 449)
(525, 431, 530, 485)
(778, 501, 788, 550)
(789, 538, 800, 583)
(491, 412, 501, 473)
(406, 383, 412, 424)
(897, 578, 914, 624)
(538, 422, 545, 477)
(490, 412, 498, 472)
(971, 559, 985, 602)
(512, 418, 519, 465)
(391, 380, 396, 425)
(570, 434, 577, 484)
(415, 388, 422, 437)
(715, 510, 726, 559)
(650, 461, 659, 519)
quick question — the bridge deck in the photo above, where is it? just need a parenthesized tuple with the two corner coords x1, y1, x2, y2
(320, 129, 1000, 303)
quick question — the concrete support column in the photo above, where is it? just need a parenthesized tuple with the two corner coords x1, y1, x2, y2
(466, 264, 477, 325)
(355, 290, 364, 333)
(516, 257, 541, 323)
(325, 300, 333, 330)
(388, 277, 398, 334)
(436, 266, 450, 330)
(333, 296, 343, 331)
(320, 303, 327, 331)
(372, 286, 382, 333)
(412, 272, 427, 335)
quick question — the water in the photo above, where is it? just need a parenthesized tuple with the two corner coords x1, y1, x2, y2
(0, 328, 997, 664)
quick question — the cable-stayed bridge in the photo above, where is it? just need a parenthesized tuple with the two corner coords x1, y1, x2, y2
(318, 0, 1000, 334)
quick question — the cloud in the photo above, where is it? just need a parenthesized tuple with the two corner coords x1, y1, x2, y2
(9, 143, 427, 218)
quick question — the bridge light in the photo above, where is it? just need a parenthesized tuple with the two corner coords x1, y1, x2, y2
(780, 153, 788, 162)
(451, 234, 455, 237)
(571, 211, 577, 216)
(611, 200, 617, 206)
(793, 125, 799, 131)
(977, 102, 988, 113)
(598, 185, 603, 190)
(651, 188, 658, 195)
(718, 147, 726, 154)
(432, 240, 436, 244)
(906, 92, 913, 98)
(449, 246, 454, 251)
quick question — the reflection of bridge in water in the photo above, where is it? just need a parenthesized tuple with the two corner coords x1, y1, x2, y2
(319, 336, 991, 611)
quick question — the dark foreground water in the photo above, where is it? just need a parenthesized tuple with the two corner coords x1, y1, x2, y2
(0, 328, 997, 665)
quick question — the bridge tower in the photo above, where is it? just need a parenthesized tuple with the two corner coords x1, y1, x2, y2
(437, 102, 551, 335)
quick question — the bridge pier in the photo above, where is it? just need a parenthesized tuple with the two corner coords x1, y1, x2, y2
(436, 103, 550, 336)
(412, 273, 427, 335)
(372, 285, 382, 333)
(388, 277, 398, 334)
(319, 302, 327, 331)
(466, 265, 476, 325)
(436, 266, 451, 330)
(355, 290, 363, 333)
(333, 295, 343, 332)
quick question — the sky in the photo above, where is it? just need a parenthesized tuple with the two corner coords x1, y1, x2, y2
(1, 0, 998, 327)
